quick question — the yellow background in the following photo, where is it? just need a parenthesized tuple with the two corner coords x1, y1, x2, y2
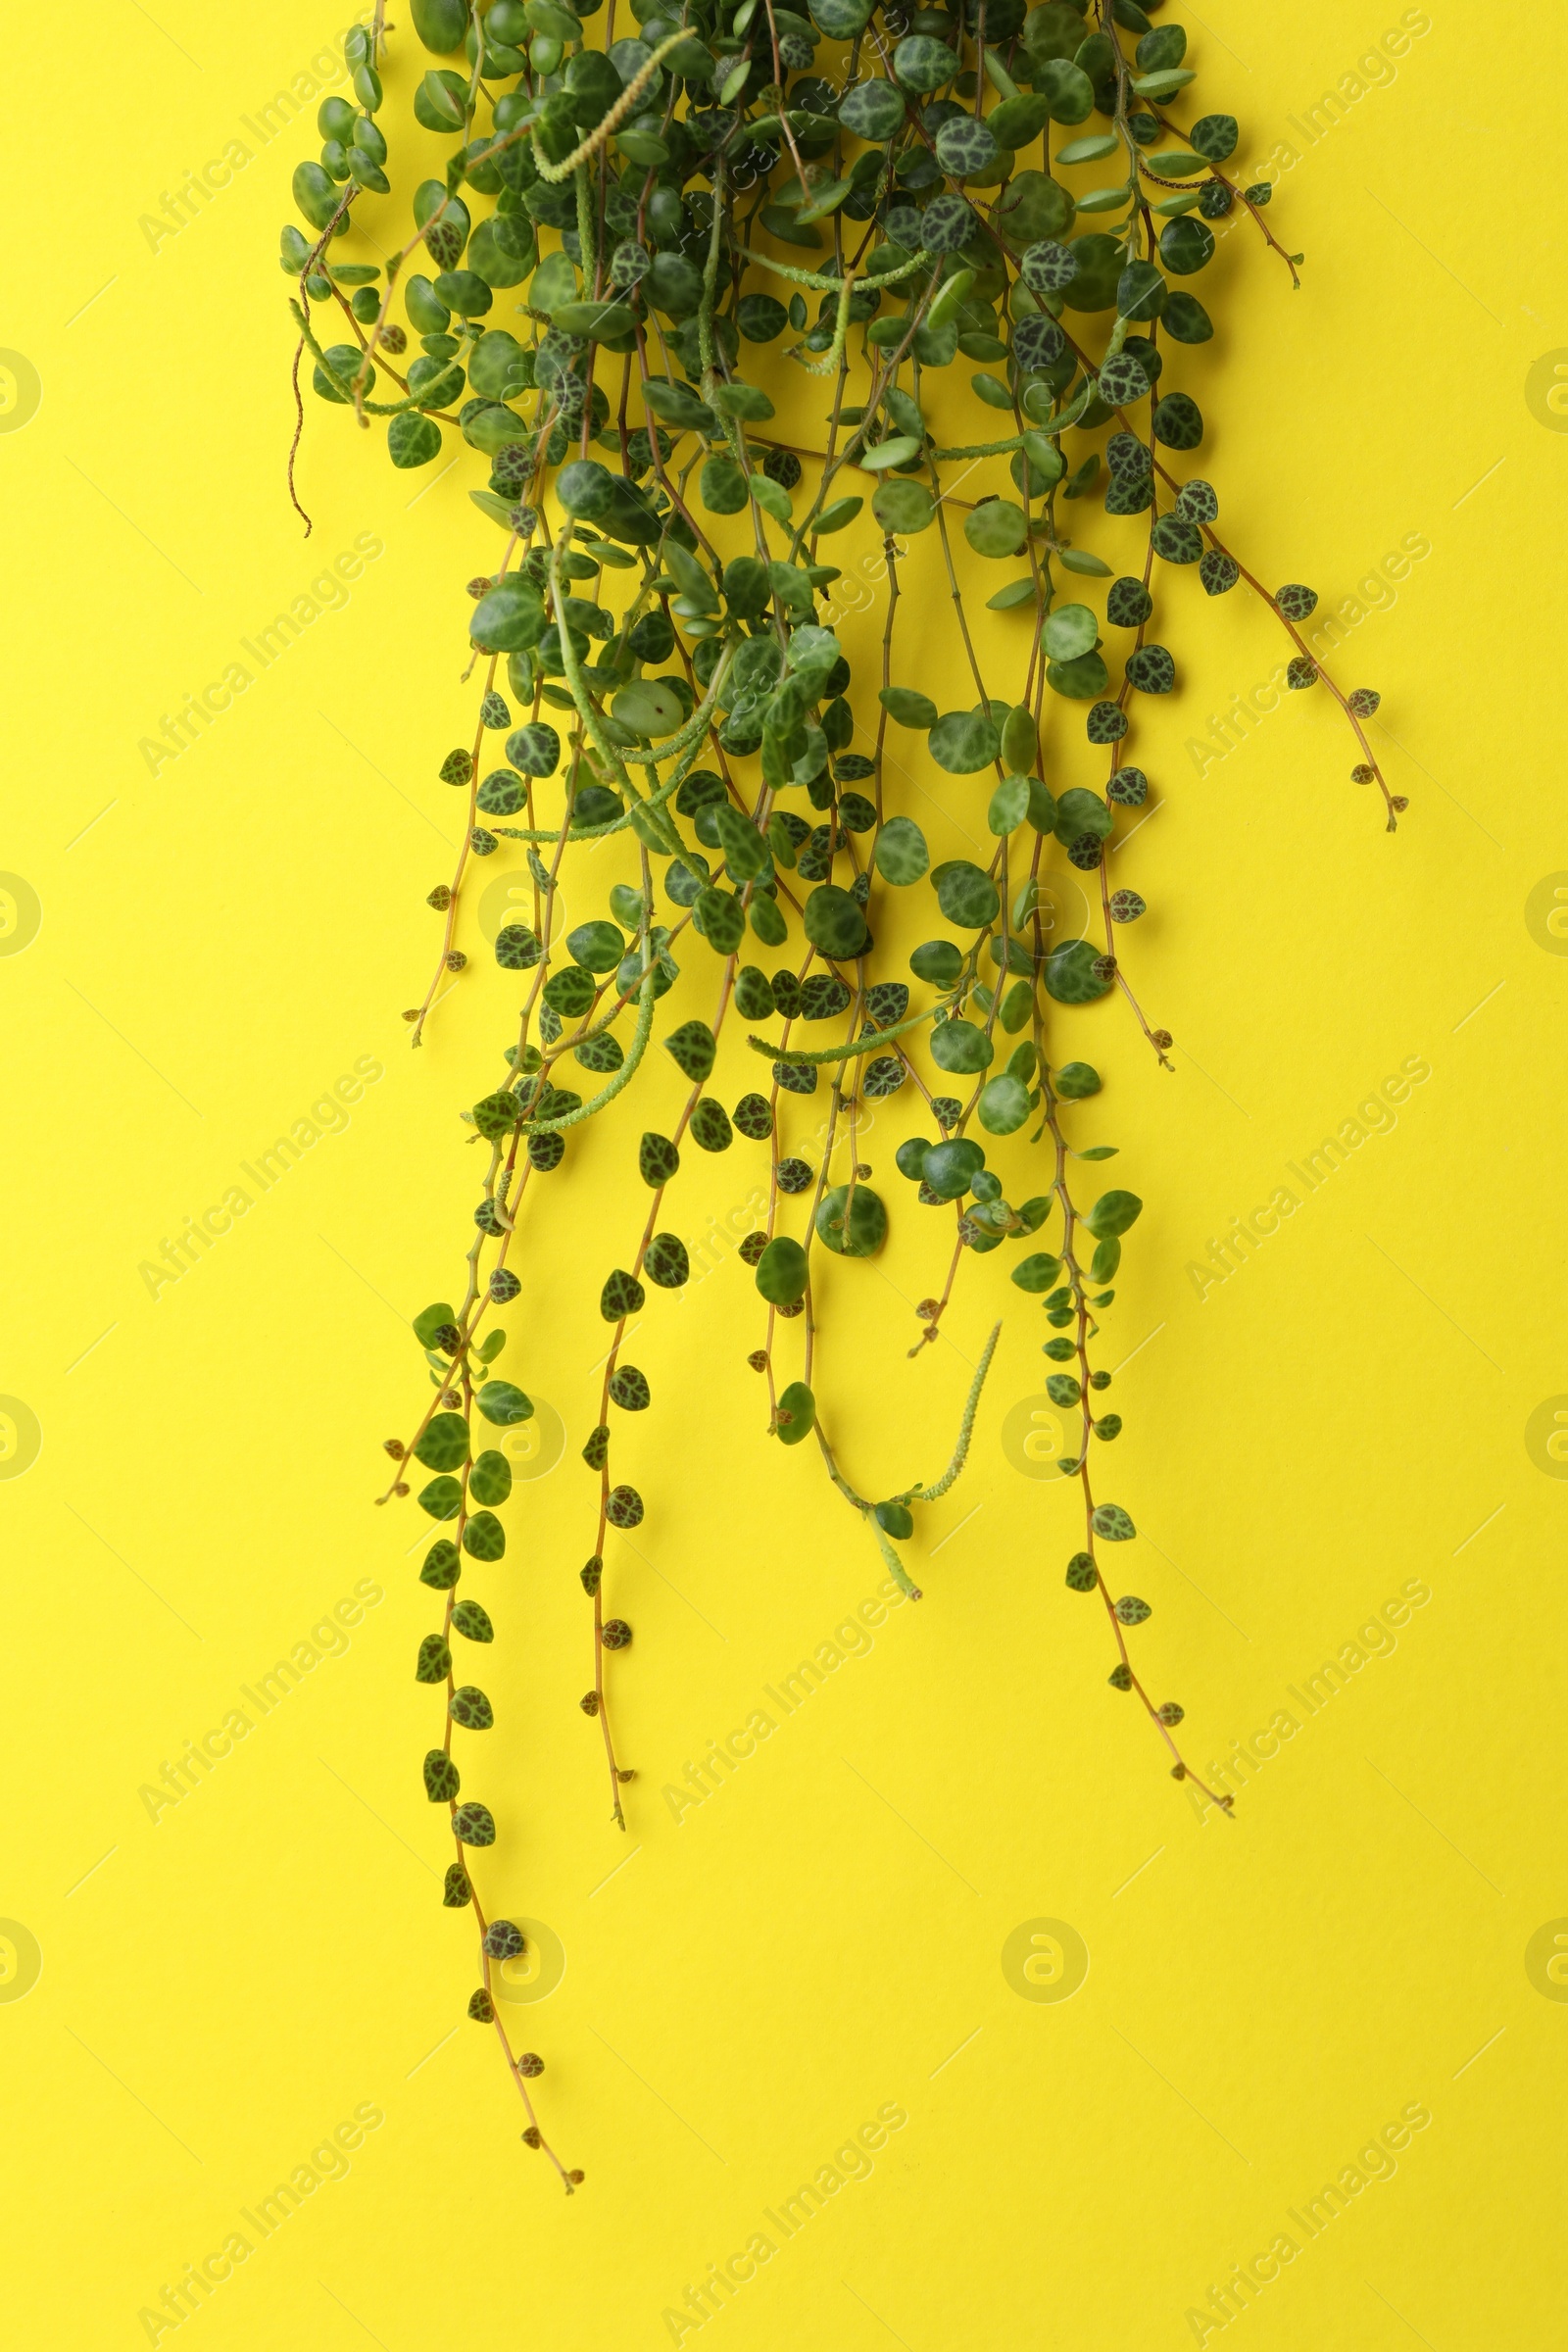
(4, 2, 1565, 2344)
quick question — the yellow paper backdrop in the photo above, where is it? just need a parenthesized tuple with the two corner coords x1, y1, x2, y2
(4, 2, 1564, 2344)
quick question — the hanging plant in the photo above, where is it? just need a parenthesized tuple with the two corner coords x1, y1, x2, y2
(279, 0, 1400, 2183)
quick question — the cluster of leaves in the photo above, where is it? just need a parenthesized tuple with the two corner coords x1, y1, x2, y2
(287, 0, 1399, 2176)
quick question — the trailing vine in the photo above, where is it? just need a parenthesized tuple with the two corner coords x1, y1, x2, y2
(279, 0, 1401, 2180)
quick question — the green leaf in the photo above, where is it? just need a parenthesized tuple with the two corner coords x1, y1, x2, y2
(756, 1235, 809, 1305)
(423, 1750, 461, 1802)
(750, 471, 793, 524)
(700, 453, 749, 513)
(928, 710, 1001, 773)
(664, 1019, 716, 1080)
(988, 776, 1031, 836)
(1047, 650, 1109, 700)
(414, 1300, 457, 1348)
(814, 494, 863, 533)
(1056, 131, 1119, 162)
(1043, 603, 1099, 661)
(463, 1511, 506, 1561)
(1086, 1188, 1143, 1239)
(1055, 786, 1112, 844)
(1044, 938, 1112, 1003)
(986, 577, 1037, 611)
(416, 1634, 452, 1683)
(712, 805, 772, 881)
(814, 1183, 888, 1256)
(417, 1475, 464, 1521)
(804, 884, 867, 959)
(1131, 67, 1196, 95)
(871, 479, 936, 534)
(874, 815, 930, 885)
(1190, 113, 1240, 164)
(932, 858, 1001, 927)
(1011, 1251, 1062, 1292)
(476, 1379, 533, 1426)
(858, 435, 923, 471)
(612, 679, 685, 735)
(963, 500, 1028, 559)
(389, 414, 443, 468)
(413, 1412, 470, 1472)
(1091, 1234, 1121, 1283)
(1093, 1502, 1137, 1541)
(930, 1017, 994, 1074)
(977, 1073, 1031, 1132)
(879, 685, 938, 729)
(452, 1600, 494, 1642)
(552, 299, 637, 341)
(1057, 547, 1114, 576)
(774, 1379, 816, 1445)
(468, 1449, 513, 1507)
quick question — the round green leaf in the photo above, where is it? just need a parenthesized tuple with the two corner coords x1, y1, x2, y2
(814, 1183, 888, 1256)
(923, 1137, 985, 1200)
(988, 776, 1032, 836)
(930, 1017, 995, 1074)
(756, 1235, 808, 1305)
(1043, 604, 1099, 661)
(874, 815, 930, 885)
(1060, 231, 1122, 312)
(414, 1412, 470, 1472)
(963, 499, 1028, 558)
(468, 1449, 513, 1507)
(871, 478, 936, 534)
(928, 710, 1001, 774)
(388, 414, 442, 468)
(803, 883, 867, 959)
(476, 1379, 533, 1425)
(1044, 938, 1112, 1004)
(879, 685, 938, 729)
(977, 1073, 1031, 1133)
(775, 1378, 817, 1445)
(933, 859, 1001, 927)
(1047, 650, 1109, 700)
